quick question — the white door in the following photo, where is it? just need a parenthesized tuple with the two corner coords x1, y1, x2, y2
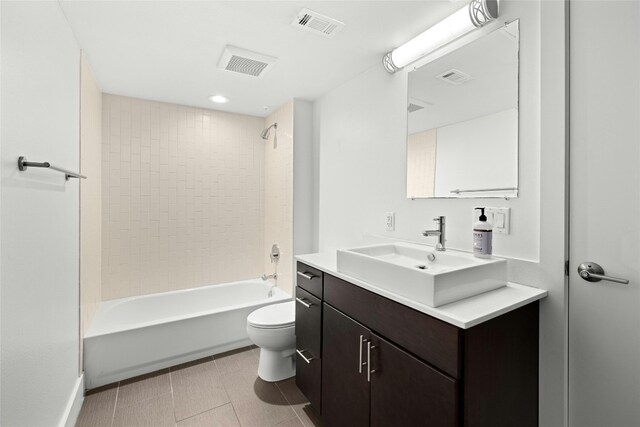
(569, 1, 640, 426)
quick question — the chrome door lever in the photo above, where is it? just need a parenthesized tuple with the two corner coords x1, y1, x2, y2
(578, 262, 629, 284)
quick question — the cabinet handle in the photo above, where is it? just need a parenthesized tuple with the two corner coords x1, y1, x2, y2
(295, 297, 313, 308)
(358, 335, 365, 373)
(297, 271, 316, 280)
(296, 349, 315, 364)
(367, 341, 377, 382)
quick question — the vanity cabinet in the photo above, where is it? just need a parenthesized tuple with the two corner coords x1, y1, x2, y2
(295, 262, 539, 427)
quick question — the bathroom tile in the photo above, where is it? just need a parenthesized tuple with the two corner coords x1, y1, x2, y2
(276, 379, 324, 427)
(176, 403, 240, 427)
(214, 346, 259, 375)
(221, 368, 296, 427)
(117, 369, 171, 407)
(112, 392, 175, 427)
(75, 384, 117, 427)
(102, 95, 267, 299)
(297, 406, 324, 427)
(78, 348, 314, 427)
(171, 357, 231, 421)
(272, 417, 305, 427)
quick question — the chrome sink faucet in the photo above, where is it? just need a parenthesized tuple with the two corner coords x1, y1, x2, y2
(422, 216, 446, 251)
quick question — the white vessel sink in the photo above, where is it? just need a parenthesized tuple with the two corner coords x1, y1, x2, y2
(336, 243, 507, 307)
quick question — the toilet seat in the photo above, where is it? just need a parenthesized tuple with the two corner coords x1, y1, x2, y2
(247, 301, 295, 329)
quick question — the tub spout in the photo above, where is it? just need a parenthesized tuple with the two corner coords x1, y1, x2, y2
(262, 273, 278, 297)
(268, 285, 278, 297)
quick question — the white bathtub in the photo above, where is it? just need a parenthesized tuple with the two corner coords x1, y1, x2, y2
(84, 279, 290, 389)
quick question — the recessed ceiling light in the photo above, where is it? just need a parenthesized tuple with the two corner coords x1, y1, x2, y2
(209, 95, 229, 104)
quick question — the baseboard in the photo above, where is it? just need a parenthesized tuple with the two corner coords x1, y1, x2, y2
(59, 374, 84, 427)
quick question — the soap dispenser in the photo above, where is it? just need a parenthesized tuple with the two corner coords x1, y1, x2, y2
(473, 207, 493, 258)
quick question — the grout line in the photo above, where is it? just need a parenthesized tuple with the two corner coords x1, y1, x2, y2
(110, 382, 120, 427)
(274, 382, 306, 427)
(175, 403, 237, 425)
(175, 401, 234, 424)
(213, 351, 245, 427)
(168, 367, 176, 424)
(168, 355, 234, 424)
(228, 402, 243, 427)
(211, 354, 232, 406)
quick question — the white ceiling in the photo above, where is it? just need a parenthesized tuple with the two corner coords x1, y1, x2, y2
(59, 1, 461, 117)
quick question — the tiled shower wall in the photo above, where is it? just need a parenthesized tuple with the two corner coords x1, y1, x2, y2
(263, 101, 294, 295)
(102, 95, 265, 299)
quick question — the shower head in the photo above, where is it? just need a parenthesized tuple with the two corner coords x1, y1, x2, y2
(260, 123, 277, 140)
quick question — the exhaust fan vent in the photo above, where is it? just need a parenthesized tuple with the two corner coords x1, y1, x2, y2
(292, 8, 345, 38)
(436, 69, 473, 85)
(217, 46, 277, 78)
(408, 97, 433, 113)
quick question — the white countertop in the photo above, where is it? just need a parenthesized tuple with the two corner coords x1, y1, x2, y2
(295, 252, 548, 329)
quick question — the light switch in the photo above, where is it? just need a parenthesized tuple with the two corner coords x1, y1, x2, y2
(484, 207, 511, 235)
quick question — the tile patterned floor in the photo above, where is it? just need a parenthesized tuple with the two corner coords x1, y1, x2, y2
(76, 347, 324, 427)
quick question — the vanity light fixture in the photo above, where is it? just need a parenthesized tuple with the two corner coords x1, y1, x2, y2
(209, 94, 229, 104)
(383, 0, 499, 73)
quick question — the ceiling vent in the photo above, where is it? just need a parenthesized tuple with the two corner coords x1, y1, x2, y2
(217, 46, 277, 78)
(291, 8, 345, 38)
(436, 69, 473, 85)
(408, 97, 433, 113)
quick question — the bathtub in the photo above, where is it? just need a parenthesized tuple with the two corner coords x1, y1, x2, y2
(84, 279, 290, 389)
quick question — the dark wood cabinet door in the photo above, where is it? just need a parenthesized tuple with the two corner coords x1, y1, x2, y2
(295, 350, 322, 415)
(322, 304, 370, 427)
(463, 302, 539, 427)
(370, 333, 459, 427)
(295, 287, 322, 358)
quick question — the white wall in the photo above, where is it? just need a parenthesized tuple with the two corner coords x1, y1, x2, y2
(1, 2, 83, 425)
(433, 108, 518, 197)
(315, 1, 540, 262)
(313, 1, 566, 425)
(293, 100, 314, 256)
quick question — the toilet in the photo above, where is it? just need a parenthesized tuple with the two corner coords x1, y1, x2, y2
(246, 301, 296, 382)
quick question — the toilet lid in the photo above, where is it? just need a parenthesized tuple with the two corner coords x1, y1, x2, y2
(247, 301, 295, 329)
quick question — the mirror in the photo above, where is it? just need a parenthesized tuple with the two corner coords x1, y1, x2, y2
(406, 20, 519, 199)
